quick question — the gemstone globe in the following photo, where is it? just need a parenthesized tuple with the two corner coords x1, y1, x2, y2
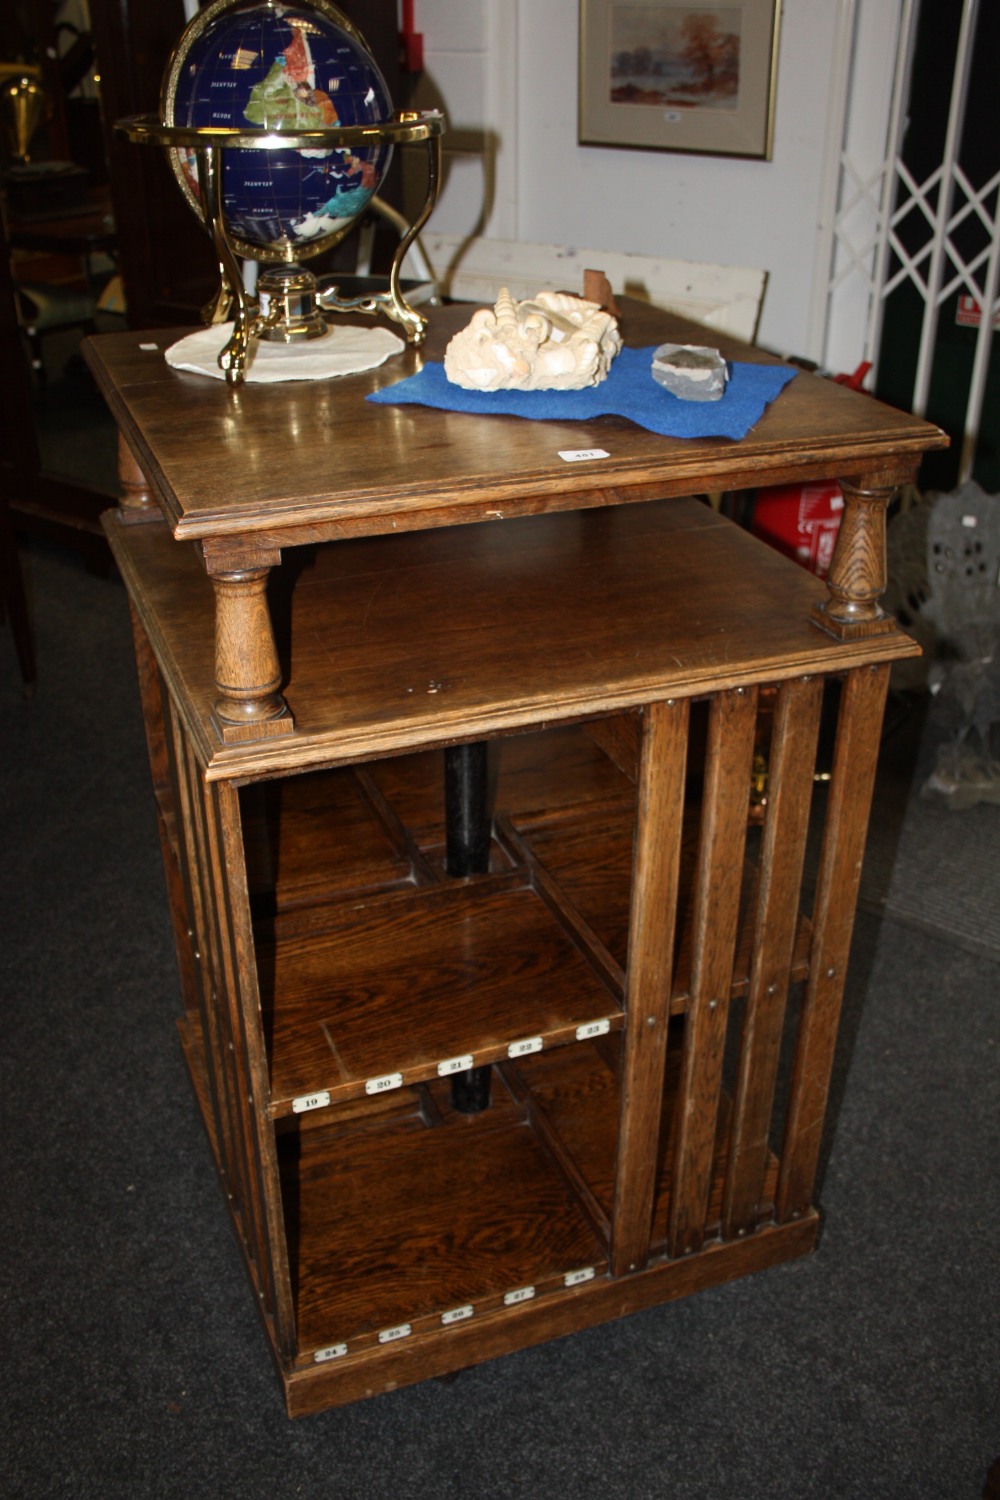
(166, 0, 393, 257)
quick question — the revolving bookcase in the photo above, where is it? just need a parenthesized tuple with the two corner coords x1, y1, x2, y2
(87, 300, 945, 1416)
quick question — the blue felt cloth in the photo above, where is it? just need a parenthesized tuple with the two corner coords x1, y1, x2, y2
(366, 345, 797, 440)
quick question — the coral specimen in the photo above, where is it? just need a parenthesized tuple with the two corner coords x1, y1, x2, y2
(444, 288, 621, 392)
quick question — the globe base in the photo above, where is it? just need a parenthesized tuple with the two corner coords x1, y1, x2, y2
(256, 263, 329, 343)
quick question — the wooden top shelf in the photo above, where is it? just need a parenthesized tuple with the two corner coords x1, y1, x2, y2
(106, 495, 919, 779)
(84, 300, 947, 547)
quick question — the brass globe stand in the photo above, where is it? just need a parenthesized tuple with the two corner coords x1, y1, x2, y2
(115, 112, 444, 384)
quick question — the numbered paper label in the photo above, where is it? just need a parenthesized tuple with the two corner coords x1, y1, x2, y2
(366, 1072, 403, 1096)
(564, 1267, 596, 1288)
(292, 1091, 331, 1114)
(558, 448, 610, 463)
(504, 1286, 536, 1306)
(378, 1323, 412, 1345)
(314, 1343, 348, 1363)
(576, 1019, 610, 1041)
(437, 1054, 475, 1077)
(507, 1037, 543, 1059)
(441, 1305, 474, 1326)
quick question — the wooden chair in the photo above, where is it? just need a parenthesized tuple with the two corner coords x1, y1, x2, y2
(420, 232, 766, 342)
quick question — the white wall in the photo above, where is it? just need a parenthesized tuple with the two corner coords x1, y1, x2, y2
(514, 0, 839, 355)
(406, 1, 901, 362)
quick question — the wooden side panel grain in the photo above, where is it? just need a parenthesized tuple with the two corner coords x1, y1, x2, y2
(667, 687, 758, 1259)
(501, 802, 814, 1010)
(776, 664, 891, 1221)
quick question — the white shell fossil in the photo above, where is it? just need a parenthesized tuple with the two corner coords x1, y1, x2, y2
(443, 287, 622, 392)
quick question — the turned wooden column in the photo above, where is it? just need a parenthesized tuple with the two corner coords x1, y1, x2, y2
(117, 434, 161, 524)
(202, 543, 293, 742)
(813, 464, 916, 639)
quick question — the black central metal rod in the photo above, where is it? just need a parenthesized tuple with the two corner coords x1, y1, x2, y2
(444, 741, 494, 1113)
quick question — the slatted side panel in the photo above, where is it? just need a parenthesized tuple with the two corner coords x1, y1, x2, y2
(192, 767, 271, 1288)
(776, 664, 891, 1222)
(721, 676, 824, 1238)
(170, 719, 291, 1348)
(169, 705, 246, 1213)
(198, 771, 297, 1358)
(538, 671, 884, 1267)
(126, 597, 171, 803)
(666, 687, 758, 1259)
(126, 602, 200, 1019)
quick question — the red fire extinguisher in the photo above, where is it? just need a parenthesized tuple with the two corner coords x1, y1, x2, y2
(751, 481, 845, 578)
(750, 363, 872, 578)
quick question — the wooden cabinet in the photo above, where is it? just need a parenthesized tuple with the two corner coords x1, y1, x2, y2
(88, 301, 945, 1417)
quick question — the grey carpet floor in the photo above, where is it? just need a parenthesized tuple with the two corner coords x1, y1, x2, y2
(2, 539, 998, 1500)
(849, 693, 1000, 961)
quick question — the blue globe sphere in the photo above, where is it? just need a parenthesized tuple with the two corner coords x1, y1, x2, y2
(165, 0, 393, 258)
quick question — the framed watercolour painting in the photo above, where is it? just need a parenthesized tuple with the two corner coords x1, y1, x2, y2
(579, 1, 782, 159)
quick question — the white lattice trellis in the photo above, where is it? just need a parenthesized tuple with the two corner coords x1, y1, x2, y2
(813, 0, 999, 482)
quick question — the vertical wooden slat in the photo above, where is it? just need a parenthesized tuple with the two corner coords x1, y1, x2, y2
(126, 598, 170, 798)
(609, 697, 689, 1277)
(776, 664, 890, 1221)
(156, 709, 201, 1021)
(174, 724, 241, 1198)
(722, 676, 824, 1238)
(186, 764, 267, 1322)
(204, 778, 297, 1358)
(180, 732, 274, 1339)
(667, 686, 758, 1259)
(196, 776, 275, 1299)
(126, 601, 202, 1017)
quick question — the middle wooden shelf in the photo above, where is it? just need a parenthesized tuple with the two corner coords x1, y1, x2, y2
(258, 870, 625, 1117)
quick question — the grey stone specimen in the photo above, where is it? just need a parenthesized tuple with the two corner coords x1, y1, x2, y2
(651, 342, 729, 401)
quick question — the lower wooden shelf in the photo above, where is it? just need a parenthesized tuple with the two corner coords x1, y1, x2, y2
(194, 1012, 782, 1343)
(280, 1210, 820, 1416)
(508, 1037, 781, 1251)
(181, 998, 797, 1416)
(285, 1074, 609, 1356)
(271, 1044, 807, 1416)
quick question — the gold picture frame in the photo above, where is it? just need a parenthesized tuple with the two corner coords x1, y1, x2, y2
(579, 0, 782, 159)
